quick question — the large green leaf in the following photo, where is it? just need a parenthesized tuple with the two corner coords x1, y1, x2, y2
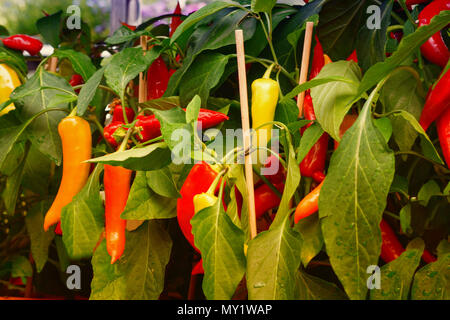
(317, 0, 369, 60)
(319, 89, 396, 300)
(179, 53, 230, 107)
(36, 11, 62, 48)
(294, 214, 324, 268)
(11, 69, 72, 165)
(251, 0, 276, 13)
(0, 47, 28, 76)
(379, 69, 424, 153)
(247, 216, 302, 300)
(191, 184, 246, 300)
(147, 167, 180, 199)
(122, 172, 177, 220)
(87, 142, 172, 171)
(370, 238, 424, 300)
(358, 10, 450, 96)
(53, 49, 96, 81)
(76, 67, 105, 116)
(310, 61, 362, 141)
(90, 220, 172, 300)
(22, 144, 52, 195)
(61, 165, 105, 260)
(411, 240, 450, 300)
(25, 200, 55, 273)
(355, 0, 393, 72)
(295, 269, 348, 300)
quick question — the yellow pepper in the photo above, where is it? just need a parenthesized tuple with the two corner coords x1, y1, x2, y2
(193, 193, 218, 214)
(323, 54, 332, 65)
(251, 64, 280, 163)
(0, 64, 21, 117)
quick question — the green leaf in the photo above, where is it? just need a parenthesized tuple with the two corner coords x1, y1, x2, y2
(2, 143, 29, 214)
(319, 90, 395, 300)
(105, 47, 161, 103)
(10, 256, 33, 279)
(105, 26, 146, 45)
(0, 47, 28, 76)
(171, 1, 242, 44)
(185, 95, 201, 124)
(275, 98, 299, 125)
(61, 165, 105, 260)
(374, 117, 392, 143)
(180, 53, 229, 107)
(317, 0, 369, 60)
(417, 180, 441, 207)
(146, 167, 180, 199)
(380, 69, 424, 153)
(411, 240, 450, 300)
(371, 238, 424, 300)
(25, 200, 55, 273)
(388, 110, 443, 165)
(294, 214, 324, 268)
(251, 0, 276, 13)
(295, 269, 348, 300)
(310, 61, 362, 141)
(11, 69, 72, 165)
(355, 0, 394, 71)
(191, 183, 246, 300)
(122, 172, 177, 220)
(90, 221, 172, 300)
(247, 216, 302, 300)
(53, 49, 96, 81)
(87, 142, 172, 172)
(297, 123, 323, 164)
(358, 10, 450, 96)
(76, 67, 105, 116)
(140, 96, 181, 111)
(389, 175, 409, 196)
(399, 203, 413, 236)
(36, 10, 63, 48)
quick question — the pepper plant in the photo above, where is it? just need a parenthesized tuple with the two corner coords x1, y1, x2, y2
(0, 0, 449, 300)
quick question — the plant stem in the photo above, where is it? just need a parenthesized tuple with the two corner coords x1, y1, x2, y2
(395, 151, 450, 172)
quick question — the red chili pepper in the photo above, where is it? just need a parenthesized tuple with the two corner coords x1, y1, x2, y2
(55, 221, 63, 236)
(2, 35, 43, 56)
(262, 154, 286, 185)
(112, 105, 135, 123)
(380, 219, 436, 264)
(419, 68, 450, 131)
(418, 0, 450, 68)
(147, 57, 170, 100)
(309, 35, 325, 81)
(121, 22, 136, 31)
(104, 165, 131, 264)
(436, 106, 450, 168)
(254, 183, 284, 220)
(170, 2, 182, 38)
(300, 94, 329, 182)
(347, 50, 358, 63)
(103, 122, 126, 148)
(177, 162, 220, 253)
(69, 74, 84, 94)
(334, 114, 359, 150)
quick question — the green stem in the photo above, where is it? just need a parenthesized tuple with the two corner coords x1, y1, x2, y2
(384, 211, 400, 221)
(68, 107, 78, 117)
(207, 169, 227, 195)
(135, 136, 164, 147)
(258, 13, 278, 64)
(395, 151, 450, 172)
(117, 121, 136, 152)
(253, 166, 282, 198)
(398, 0, 417, 27)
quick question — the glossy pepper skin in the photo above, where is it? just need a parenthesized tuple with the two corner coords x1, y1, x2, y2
(177, 162, 220, 253)
(300, 94, 329, 182)
(251, 65, 280, 154)
(0, 64, 21, 117)
(104, 122, 126, 148)
(112, 105, 135, 123)
(309, 35, 324, 80)
(104, 165, 132, 264)
(44, 116, 92, 231)
(147, 57, 170, 100)
(419, 68, 450, 131)
(69, 74, 84, 94)
(254, 183, 284, 220)
(418, 0, 450, 68)
(436, 106, 450, 168)
(347, 50, 358, 63)
(170, 2, 182, 38)
(2, 35, 43, 56)
(294, 180, 323, 224)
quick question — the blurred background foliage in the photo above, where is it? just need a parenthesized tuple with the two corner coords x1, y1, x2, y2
(0, 0, 212, 42)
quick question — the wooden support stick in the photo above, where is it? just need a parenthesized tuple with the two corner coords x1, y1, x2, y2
(297, 22, 314, 118)
(48, 57, 58, 73)
(235, 30, 257, 240)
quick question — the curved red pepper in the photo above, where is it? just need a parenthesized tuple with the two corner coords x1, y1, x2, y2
(309, 35, 325, 81)
(2, 35, 43, 56)
(300, 94, 329, 182)
(436, 106, 450, 168)
(177, 162, 220, 253)
(170, 2, 182, 38)
(347, 50, 358, 63)
(112, 105, 135, 123)
(147, 57, 170, 100)
(419, 68, 450, 131)
(254, 183, 284, 220)
(418, 0, 450, 68)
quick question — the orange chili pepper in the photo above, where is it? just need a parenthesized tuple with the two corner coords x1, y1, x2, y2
(294, 181, 324, 224)
(44, 114, 92, 231)
(104, 164, 132, 264)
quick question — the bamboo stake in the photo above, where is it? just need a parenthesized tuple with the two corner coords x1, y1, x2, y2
(126, 36, 148, 232)
(297, 22, 314, 118)
(47, 57, 58, 72)
(235, 30, 257, 240)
